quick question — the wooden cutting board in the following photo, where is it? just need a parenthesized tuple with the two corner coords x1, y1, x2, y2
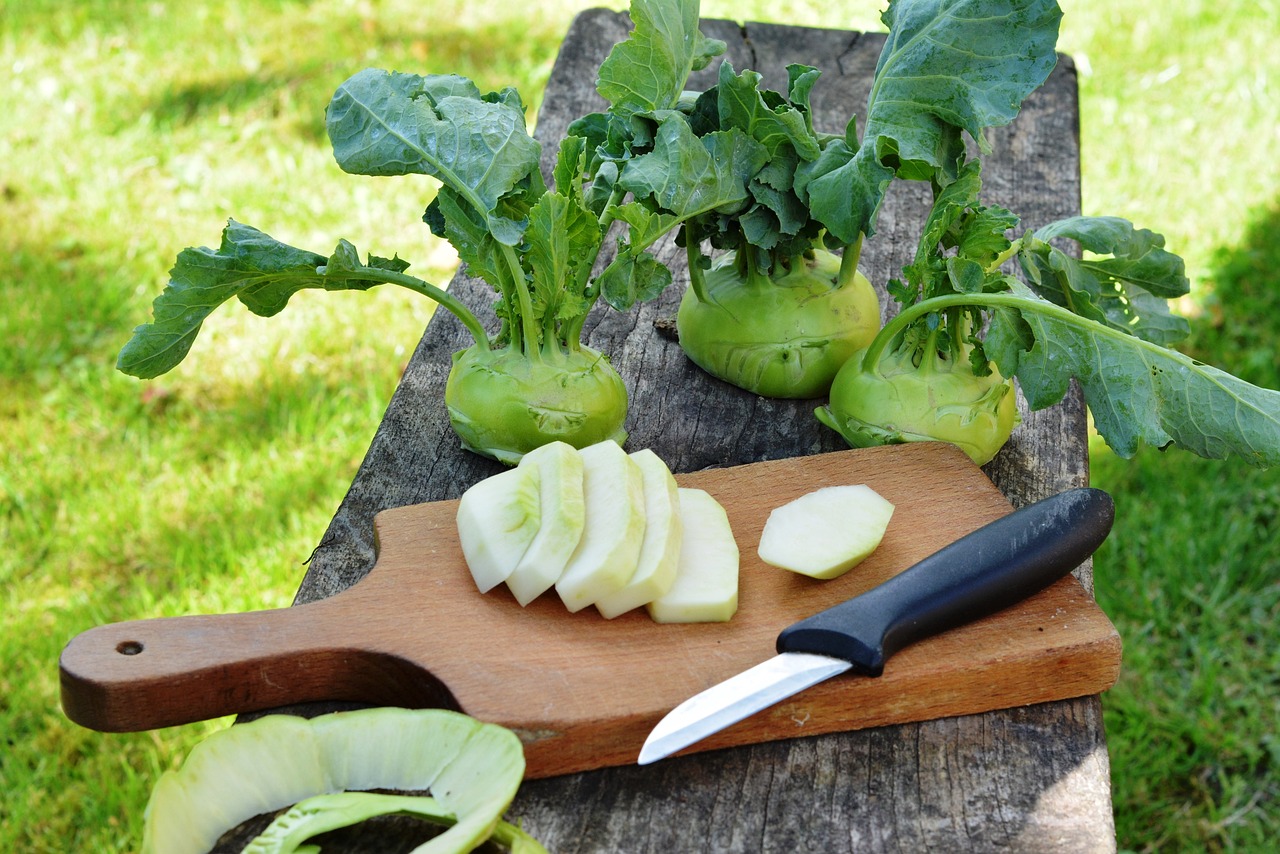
(60, 442, 1121, 779)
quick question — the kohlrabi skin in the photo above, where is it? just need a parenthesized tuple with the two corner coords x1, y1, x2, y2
(445, 344, 629, 465)
(817, 338, 1020, 467)
(677, 247, 881, 398)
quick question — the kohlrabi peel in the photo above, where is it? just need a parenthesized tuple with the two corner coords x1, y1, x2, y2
(245, 792, 549, 854)
(141, 708, 533, 854)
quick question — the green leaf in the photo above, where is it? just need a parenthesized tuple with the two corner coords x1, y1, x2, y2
(715, 61, 822, 161)
(1019, 215, 1191, 345)
(118, 221, 370, 379)
(618, 117, 766, 219)
(429, 188, 512, 295)
(994, 281, 1280, 465)
(326, 68, 541, 243)
(596, 245, 673, 311)
(867, 0, 1063, 167)
(596, 0, 726, 117)
(118, 220, 486, 380)
(809, 0, 1063, 244)
(525, 190, 602, 338)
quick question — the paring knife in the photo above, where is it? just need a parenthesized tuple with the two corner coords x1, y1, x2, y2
(638, 486, 1115, 765)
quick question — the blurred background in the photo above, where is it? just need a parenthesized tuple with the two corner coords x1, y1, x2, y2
(2, 1, 1276, 850)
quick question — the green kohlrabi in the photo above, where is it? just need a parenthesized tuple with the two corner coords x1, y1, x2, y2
(118, 1, 752, 463)
(582, 0, 1063, 398)
(117, 71, 631, 464)
(818, 161, 1280, 467)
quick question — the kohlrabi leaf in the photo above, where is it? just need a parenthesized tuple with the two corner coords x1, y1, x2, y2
(596, 244, 674, 310)
(525, 190, 601, 339)
(596, 0, 726, 117)
(990, 281, 1280, 465)
(118, 221, 390, 379)
(141, 708, 534, 854)
(809, 0, 1064, 244)
(327, 68, 541, 245)
(715, 61, 821, 161)
(1018, 215, 1192, 345)
(618, 119, 766, 219)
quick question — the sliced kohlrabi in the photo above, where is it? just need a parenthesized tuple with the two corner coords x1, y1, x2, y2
(456, 464, 542, 593)
(757, 484, 895, 579)
(647, 488, 739, 623)
(141, 707, 532, 854)
(595, 449, 683, 618)
(506, 441, 587, 606)
(554, 440, 647, 612)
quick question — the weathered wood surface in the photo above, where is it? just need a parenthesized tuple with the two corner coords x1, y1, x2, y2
(221, 9, 1114, 853)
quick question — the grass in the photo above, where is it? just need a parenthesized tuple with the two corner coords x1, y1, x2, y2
(1, 0, 1276, 850)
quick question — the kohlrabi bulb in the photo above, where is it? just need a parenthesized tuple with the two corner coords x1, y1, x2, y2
(677, 248, 881, 399)
(817, 340, 1021, 465)
(445, 343, 629, 465)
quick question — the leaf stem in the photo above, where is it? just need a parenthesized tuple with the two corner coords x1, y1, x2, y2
(330, 266, 490, 351)
(839, 233, 865, 284)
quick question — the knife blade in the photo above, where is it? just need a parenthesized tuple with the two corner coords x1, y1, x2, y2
(638, 486, 1115, 765)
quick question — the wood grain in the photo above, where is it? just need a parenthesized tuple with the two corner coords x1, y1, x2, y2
(59, 444, 1120, 780)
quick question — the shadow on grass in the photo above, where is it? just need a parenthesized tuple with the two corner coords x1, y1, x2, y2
(1094, 195, 1280, 851)
(1183, 198, 1280, 389)
(137, 16, 577, 143)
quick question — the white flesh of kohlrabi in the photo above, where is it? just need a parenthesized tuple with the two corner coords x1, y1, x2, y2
(595, 449, 683, 619)
(505, 441, 586, 606)
(141, 708, 527, 854)
(456, 463, 541, 593)
(757, 484, 895, 579)
(647, 488, 739, 623)
(554, 440, 647, 612)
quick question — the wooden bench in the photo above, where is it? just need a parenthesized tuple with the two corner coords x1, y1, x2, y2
(234, 10, 1114, 851)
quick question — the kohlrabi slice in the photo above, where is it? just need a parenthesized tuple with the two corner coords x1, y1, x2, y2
(757, 484, 895, 579)
(595, 449, 683, 618)
(457, 463, 542, 593)
(554, 440, 646, 613)
(647, 488, 739, 623)
(141, 708, 530, 854)
(506, 441, 586, 606)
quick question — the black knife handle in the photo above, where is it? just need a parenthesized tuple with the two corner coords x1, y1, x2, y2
(775, 487, 1114, 676)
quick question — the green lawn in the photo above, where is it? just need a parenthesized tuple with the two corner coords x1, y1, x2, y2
(2, 1, 1276, 851)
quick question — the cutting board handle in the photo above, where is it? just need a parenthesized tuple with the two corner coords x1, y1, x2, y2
(58, 597, 458, 732)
